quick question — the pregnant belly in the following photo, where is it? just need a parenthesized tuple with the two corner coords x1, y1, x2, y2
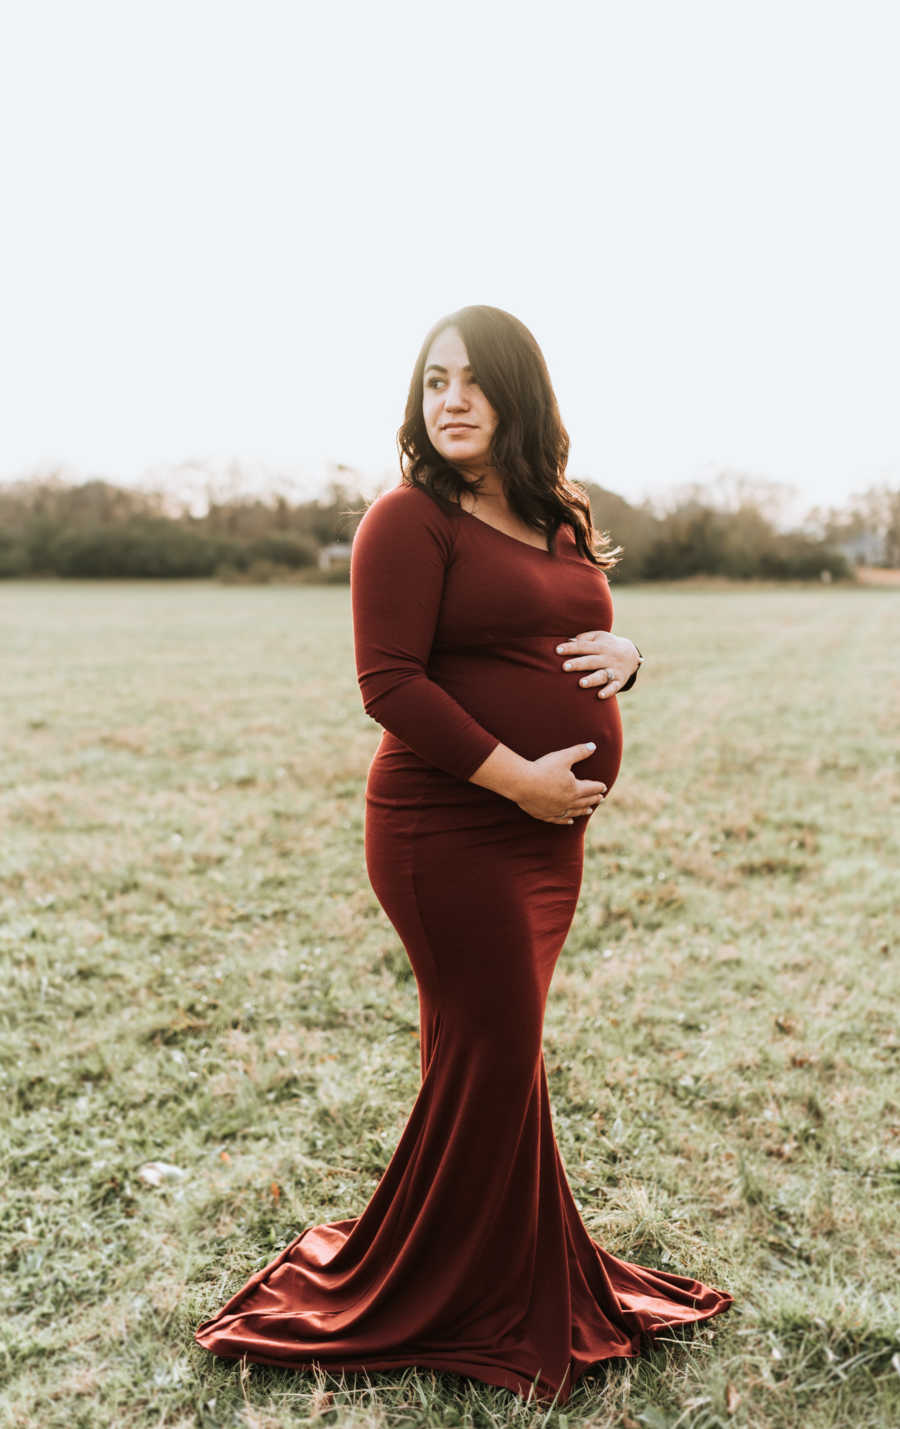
(429, 637, 623, 791)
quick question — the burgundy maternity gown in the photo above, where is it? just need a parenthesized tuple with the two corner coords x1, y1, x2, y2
(194, 481, 732, 1403)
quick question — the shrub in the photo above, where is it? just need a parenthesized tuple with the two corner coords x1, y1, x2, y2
(47, 519, 225, 578)
(0, 532, 29, 576)
(245, 533, 319, 568)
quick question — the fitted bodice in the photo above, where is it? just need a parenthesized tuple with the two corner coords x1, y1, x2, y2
(355, 488, 623, 803)
(425, 509, 622, 784)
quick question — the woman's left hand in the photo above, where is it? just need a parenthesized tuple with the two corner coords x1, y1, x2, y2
(555, 631, 641, 699)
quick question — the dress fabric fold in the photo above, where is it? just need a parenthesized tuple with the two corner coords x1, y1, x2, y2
(195, 483, 733, 1403)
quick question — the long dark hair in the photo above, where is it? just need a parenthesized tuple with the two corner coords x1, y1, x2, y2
(397, 305, 620, 567)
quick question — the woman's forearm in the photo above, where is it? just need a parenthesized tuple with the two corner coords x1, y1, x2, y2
(467, 741, 535, 802)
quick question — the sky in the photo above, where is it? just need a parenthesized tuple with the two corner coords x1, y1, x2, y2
(1, 0, 897, 518)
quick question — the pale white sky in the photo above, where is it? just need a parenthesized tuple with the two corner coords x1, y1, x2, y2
(1, 0, 897, 516)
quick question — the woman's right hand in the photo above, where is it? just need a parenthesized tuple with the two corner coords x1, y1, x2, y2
(514, 743, 607, 824)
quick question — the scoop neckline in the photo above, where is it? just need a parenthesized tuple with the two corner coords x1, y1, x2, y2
(455, 505, 553, 556)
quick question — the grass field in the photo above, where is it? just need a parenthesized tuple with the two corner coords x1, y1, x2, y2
(1, 578, 897, 1429)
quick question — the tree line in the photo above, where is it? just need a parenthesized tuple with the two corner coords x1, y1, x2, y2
(1, 470, 890, 582)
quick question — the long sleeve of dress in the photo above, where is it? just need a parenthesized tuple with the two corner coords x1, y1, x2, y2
(350, 485, 501, 782)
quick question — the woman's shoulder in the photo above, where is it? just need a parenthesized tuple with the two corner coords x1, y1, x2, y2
(356, 481, 459, 542)
(365, 481, 456, 516)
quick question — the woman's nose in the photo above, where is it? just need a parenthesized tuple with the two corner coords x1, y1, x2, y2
(444, 383, 469, 410)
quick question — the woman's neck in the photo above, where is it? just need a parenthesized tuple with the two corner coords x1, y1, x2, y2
(455, 463, 506, 504)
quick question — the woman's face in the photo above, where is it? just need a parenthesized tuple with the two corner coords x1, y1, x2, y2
(422, 326, 499, 472)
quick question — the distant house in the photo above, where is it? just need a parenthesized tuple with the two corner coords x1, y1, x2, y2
(836, 529, 887, 566)
(318, 541, 353, 571)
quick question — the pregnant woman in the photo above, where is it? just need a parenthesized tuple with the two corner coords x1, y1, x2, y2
(195, 305, 732, 1403)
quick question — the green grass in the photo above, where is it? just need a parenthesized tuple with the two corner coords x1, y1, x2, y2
(1, 578, 897, 1429)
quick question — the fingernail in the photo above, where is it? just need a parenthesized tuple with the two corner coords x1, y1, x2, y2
(556, 644, 568, 653)
(586, 741, 596, 750)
